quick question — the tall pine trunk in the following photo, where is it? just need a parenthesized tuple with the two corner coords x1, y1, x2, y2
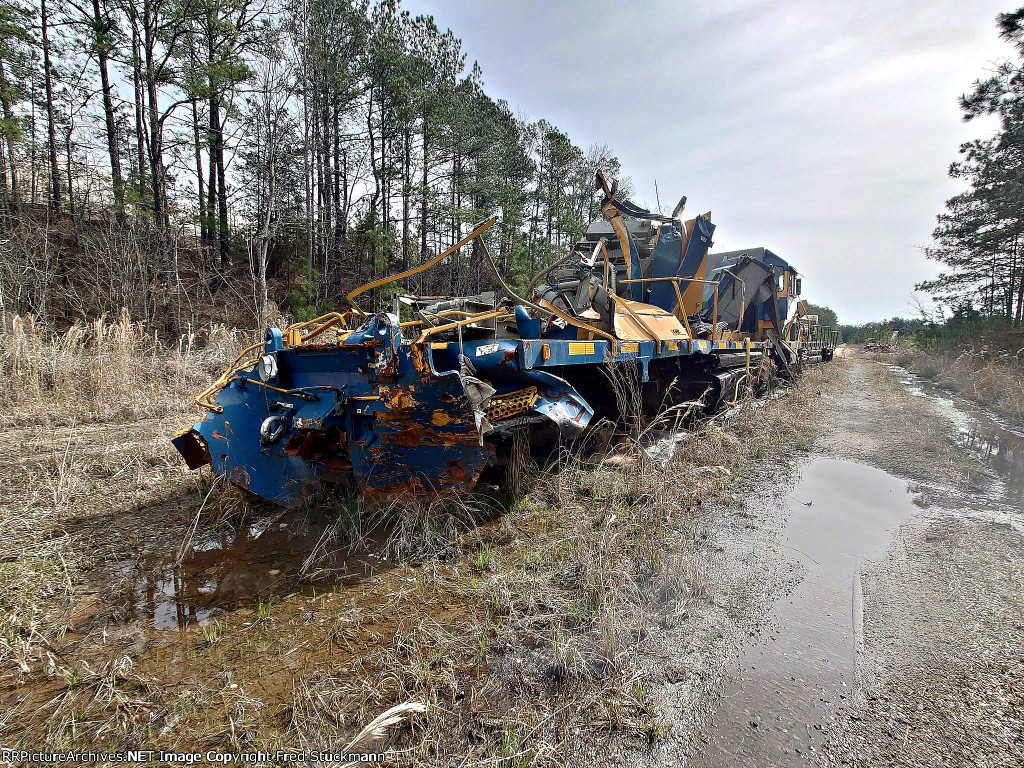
(144, 12, 165, 232)
(332, 97, 341, 259)
(402, 126, 410, 271)
(41, 0, 61, 213)
(64, 132, 74, 216)
(206, 95, 218, 257)
(0, 62, 19, 207)
(205, 9, 229, 271)
(215, 124, 229, 269)
(92, 0, 123, 215)
(206, 96, 228, 269)
(420, 119, 428, 261)
(131, 21, 146, 207)
(191, 99, 206, 246)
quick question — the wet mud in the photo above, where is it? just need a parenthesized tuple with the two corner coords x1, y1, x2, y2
(695, 458, 920, 766)
(692, 356, 1024, 768)
(887, 363, 1024, 501)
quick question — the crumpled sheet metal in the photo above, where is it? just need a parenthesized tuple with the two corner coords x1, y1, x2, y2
(177, 314, 496, 507)
(175, 311, 601, 507)
(459, 353, 496, 443)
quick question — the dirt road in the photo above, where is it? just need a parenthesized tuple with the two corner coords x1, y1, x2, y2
(668, 354, 1024, 767)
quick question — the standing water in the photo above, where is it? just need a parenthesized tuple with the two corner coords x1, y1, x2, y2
(888, 364, 1024, 502)
(695, 458, 920, 766)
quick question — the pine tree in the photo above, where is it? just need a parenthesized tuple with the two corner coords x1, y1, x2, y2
(921, 9, 1024, 322)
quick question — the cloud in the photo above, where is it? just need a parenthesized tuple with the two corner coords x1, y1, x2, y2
(404, 0, 1014, 323)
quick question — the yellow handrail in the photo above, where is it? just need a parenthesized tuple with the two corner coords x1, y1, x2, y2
(531, 298, 619, 351)
(283, 312, 350, 346)
(195, 341, 264, 412)
(415, 308, 515, 343)
(346, 217, 498, 313)
(195, 312, 355, 412)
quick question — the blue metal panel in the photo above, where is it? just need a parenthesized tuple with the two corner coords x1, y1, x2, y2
(675, 216, 716, 309)
(649, 222, 684, 311)
(192, 379, 326, 506)
(518, 369, 594, 435)
(180, 314, 497, 507)
(175, 304, 776, 507)
(514, 305, 540, 339)
(627, 230, 644, 302)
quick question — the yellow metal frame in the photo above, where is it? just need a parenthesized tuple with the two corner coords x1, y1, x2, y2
(619, 276, 724, 343)
(345, 217, 498, 314)
(196, 312, 358, 412)
(536, 298, 619, 351)
(281, 312, 352, 347)
(414, 308, 515, 344)
(195, 342, 265, 412)
(608, 293, 662, 348)
(196, 211, 766, 412)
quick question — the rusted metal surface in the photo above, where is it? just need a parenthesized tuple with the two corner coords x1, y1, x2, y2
(173, 171, 835, 506)
(171, 429, 211, 470)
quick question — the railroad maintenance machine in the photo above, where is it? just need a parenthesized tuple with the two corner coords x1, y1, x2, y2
(172, 172, 838, 506)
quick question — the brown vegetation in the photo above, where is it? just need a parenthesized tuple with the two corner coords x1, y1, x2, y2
(889, 341, 1024, 426)
(0, 324, 843, 762)
(0, 309, 255, 425)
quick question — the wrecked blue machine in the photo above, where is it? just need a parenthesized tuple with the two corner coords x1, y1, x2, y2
(173, 172, 812, 507)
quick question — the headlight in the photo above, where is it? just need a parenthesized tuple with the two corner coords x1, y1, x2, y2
(257, 353, 278, 382)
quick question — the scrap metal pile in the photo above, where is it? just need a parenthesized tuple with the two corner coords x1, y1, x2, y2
(172, 172, 839, 507)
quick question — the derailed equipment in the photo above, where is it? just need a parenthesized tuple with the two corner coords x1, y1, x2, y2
(706, 247, 839, 371)
(173, 172, 836, 507)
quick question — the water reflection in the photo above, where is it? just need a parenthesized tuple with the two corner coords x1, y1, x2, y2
(887, 364, 1024, 502)
(696, 458, 920, 767)
(958, 424, 1024, 502)
(124, 513, 388, 630)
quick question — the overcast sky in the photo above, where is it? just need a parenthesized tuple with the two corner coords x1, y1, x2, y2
(402, 0, 1015, 324)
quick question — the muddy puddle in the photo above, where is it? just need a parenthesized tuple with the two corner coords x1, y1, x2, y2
(120, 511, 392, 630)
(886, 364, 1024, 501)
(695, 458, 921, 766)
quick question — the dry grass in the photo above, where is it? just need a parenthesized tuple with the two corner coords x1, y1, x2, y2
(859, 360, 982, 488)
(889, 344, 1024, 426)
(0, 309, 256, 426)
(383, 362, 843, 762)
(0, 321, 845, 764)
(0, 314, 262, 754)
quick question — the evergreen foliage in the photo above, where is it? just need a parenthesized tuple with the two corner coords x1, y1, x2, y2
(0, 0, 628, 329)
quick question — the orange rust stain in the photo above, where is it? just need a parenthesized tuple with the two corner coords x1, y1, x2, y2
(380, 386, 415, 410)
(409, 344, 431, 376)
(362, 476, 425, 502)
(442, 460, 470, 484)
(212, 430, 225, 441)
(386, 423, 428, 448)
(431, 409, 452, 426)
(230, 466, 251, 488)
(284, 427, 343, 461)
(375, 421, 479, 450)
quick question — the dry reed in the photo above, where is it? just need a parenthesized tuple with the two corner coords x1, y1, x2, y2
(0, 309, 256, 426)
(891, 344, 1024, 425)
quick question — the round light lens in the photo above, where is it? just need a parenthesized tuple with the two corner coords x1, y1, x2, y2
(257, 353, 278, 382)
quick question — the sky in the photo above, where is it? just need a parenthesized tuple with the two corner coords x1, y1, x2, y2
(401, 0, 1016, 324)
